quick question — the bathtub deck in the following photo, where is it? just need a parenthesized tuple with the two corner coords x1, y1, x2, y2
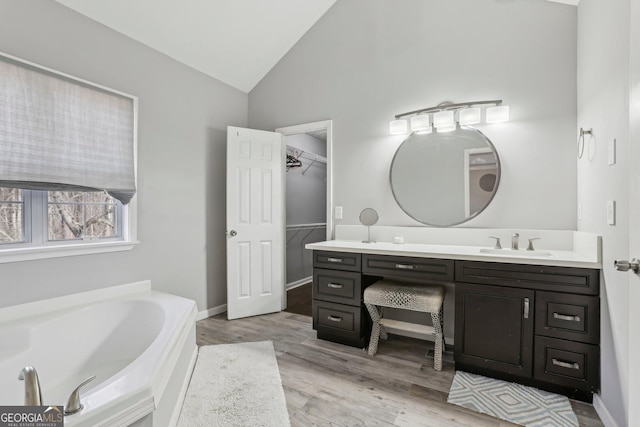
(196, 312, 603, 427)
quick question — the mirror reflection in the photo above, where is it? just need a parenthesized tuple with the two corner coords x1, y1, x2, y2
(389, 126, 500, 226)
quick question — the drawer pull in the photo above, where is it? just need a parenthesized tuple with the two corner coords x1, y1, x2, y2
(327, 283, 344, 289)
(327, 315, 343, 322)
(553, 313, 581, 322)
(395, 263, 415, 270)
(524, 298, 530, 319)
(552, 358, 580, 370)
(327, 257, 343, 263)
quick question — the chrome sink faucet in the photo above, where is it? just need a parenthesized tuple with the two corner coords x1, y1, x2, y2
(512, 233, 520, 250)
(18, 366, 42, 406)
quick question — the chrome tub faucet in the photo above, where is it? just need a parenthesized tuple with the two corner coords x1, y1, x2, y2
(18, 366, 42, 406)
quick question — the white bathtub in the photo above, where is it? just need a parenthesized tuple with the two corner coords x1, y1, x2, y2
(0, 281, 198, 427)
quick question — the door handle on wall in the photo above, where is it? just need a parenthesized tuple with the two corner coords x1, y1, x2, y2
(523, 298, 530, 319)
(614, 258, 639, 273)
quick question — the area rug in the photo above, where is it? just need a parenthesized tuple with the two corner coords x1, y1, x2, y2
(447, 371, 578, 427)
(177, 341, 291, 427)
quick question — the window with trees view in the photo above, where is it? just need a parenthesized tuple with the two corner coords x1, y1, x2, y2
(0, 187, 121, 245)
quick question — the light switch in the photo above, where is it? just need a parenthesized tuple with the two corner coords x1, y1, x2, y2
(335, 206, 343, 220)
(607, 200, 616, 225)
(608, 139, 616, 165)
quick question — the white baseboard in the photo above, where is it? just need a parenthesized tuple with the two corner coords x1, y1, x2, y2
(196, 303, 227, 321)
(286, 276, 312, 290)
(593, 394, 620, 427)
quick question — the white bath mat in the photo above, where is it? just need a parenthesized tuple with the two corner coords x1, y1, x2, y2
(447, 371, 578, 427)
(177, 341, 290, 427)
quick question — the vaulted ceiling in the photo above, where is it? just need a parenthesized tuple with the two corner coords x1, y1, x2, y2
(54, 0, 577, 94)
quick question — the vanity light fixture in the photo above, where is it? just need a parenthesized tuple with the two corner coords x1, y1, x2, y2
(458, 107, 482, 125)
(485, 105, 510, 123)
(389, 100, 509, 135)
(410, 114, 431, 132)
(389, 119, 408, 135)
(433, 110, 455, 130)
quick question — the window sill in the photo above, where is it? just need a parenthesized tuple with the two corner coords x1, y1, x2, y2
(0, 240, 139, 264)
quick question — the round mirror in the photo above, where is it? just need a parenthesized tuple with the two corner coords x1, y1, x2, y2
(359, 208, 379, 226)
(390, 126, 500, 226)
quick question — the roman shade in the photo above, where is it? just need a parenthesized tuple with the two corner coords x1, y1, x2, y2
(0, 55, 136, 204)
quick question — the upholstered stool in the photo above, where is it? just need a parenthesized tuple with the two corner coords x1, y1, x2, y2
(364, 280, 446, 371)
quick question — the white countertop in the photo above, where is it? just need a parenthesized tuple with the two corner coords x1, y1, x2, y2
(305, 240, 602, 269)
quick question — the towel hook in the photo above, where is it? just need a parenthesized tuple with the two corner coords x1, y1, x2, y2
(578, 128, 592, 159)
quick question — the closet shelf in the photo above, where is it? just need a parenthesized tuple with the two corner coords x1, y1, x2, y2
(286, 144, 327, 164)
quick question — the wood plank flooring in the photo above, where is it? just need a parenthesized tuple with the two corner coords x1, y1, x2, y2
(196, 312, 603, 427)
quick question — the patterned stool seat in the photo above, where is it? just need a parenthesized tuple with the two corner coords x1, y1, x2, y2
(364, 280, 446, 371)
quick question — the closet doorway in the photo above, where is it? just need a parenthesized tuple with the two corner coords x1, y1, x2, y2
(276, 121, 332, 316)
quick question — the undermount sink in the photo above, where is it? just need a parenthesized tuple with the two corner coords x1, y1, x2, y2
(479, 248, 554, 258)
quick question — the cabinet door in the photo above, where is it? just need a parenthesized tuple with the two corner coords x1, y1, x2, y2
(455, 283, 534, 378)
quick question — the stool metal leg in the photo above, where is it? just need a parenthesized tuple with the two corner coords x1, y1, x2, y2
(431, 309, 444, 371)
(365, 303, 381, 356)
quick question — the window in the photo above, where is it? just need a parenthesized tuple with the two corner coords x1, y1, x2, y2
(47, 191, 121, 241)
(0, 52, 137, 262)
(0, 187, 124, 247)
(0, 187, 24, 243)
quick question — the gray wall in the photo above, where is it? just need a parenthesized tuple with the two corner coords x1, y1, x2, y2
(249, 0, 578, 230)
(285, 134, 326, 285)
(0, 0, 247, 312)
(577, 0, 630, 425)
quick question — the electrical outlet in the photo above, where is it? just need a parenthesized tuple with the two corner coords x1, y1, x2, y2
(335, 206, 343, 220)
(608, 139, 616, 165)
(607, 200, 616, 225)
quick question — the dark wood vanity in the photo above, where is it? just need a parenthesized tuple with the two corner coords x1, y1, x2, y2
(311, 250, 600, 402)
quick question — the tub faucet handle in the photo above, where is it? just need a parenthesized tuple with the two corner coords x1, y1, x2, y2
(527, 238, 541, 251)
(489, 236, 502, 249)
(18, 366, 42, 406)
(64, 375, 96, 415)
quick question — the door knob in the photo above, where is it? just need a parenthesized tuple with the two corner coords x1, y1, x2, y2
(228, 230, 237, 237)
(614, 258, 639, 273)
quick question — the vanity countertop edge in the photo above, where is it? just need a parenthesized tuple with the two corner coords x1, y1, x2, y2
(305, 240, 602, 269)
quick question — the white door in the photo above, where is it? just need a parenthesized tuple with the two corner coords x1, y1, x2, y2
(627, 3, 640, 423)
(226, 126, 284, 320)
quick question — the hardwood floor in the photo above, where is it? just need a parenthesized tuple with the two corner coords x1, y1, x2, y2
(196, 312, 603, 427)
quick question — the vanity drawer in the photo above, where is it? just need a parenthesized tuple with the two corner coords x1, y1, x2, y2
(362, 254, 454, 281)
(313, 268, 362, 305)
(535, 292, 599, 344)
(313, 251, 361, 272)
(534, 336, 599, 392)
(313, 300, 368, 348)
(455, 261, 599, 295)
